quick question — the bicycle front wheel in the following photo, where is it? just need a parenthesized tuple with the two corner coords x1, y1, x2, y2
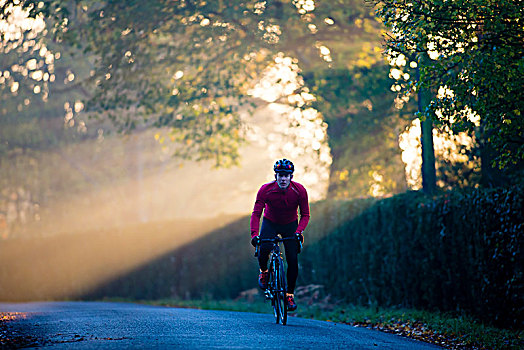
(270, 263, 281, 324)
(275, 258, 287, 325)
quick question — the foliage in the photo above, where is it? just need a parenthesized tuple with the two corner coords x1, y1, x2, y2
(302, 63, 409, 198)
(2, 0, 384, 167)
(0, 0, 55, 117)
(0, 1, 102, 160)
(372, 0, 524, 168)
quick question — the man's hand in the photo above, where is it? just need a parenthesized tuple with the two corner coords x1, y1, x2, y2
(251, 235, 260, 247)
(295, 231, 304, 253)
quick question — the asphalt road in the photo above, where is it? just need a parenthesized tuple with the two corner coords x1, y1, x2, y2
(1, 301, 443, 349)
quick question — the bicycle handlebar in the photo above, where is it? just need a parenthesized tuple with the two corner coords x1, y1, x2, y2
(254, 236, 302, 257)
(258, 237, 297, 243)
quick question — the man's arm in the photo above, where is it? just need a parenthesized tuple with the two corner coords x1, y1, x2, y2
(250, 185, 266, 238)
(296, 186, 310, 233)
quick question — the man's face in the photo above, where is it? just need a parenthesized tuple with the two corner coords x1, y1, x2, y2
(275, 172, 292, 189)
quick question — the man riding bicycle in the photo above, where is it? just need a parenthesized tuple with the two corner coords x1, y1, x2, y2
(250, 159, 310, 311)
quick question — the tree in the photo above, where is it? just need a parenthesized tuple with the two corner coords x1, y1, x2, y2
(0, 2, 56, 122)
(303, 63, 408, 198)
(372, 0, 524, 172)
(0, 0, 98, 155)
(2, 0, 385, 168)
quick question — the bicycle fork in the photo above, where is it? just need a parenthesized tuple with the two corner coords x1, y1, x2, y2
(264, 254, 279, 300)
(264, 290, 274, 300)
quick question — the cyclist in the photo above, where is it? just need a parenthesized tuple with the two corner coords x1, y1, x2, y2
(250, 159, 310, 311)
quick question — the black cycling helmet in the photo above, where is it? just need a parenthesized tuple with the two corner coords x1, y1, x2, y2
(274, 159, 294, 174)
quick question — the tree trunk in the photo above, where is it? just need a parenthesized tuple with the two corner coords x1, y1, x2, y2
(420, 115, 436, 194)
(416, 63, 436, 195)
(479, 128, 506, 187)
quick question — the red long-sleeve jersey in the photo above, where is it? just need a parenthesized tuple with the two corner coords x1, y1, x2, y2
(250, 180, 310, 238)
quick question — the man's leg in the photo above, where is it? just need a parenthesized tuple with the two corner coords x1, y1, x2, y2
(283, 230, 299, 311)
(277, 220, 299, 293)
(279, 221, 299, 311)
(283, 233, 300, 294)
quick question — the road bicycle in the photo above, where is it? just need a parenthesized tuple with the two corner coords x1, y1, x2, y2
(255, 236, 300, 325)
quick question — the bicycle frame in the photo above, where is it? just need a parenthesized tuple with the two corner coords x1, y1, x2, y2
(255, 236, 297, 325)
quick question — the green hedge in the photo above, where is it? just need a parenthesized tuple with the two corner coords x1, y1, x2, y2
(300, 187, 523, 328)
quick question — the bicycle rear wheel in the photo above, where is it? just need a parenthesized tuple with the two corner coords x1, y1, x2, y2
(275, 259, 287, 325)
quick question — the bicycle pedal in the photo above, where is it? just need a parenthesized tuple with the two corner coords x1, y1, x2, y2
(264, 291, 273, 300)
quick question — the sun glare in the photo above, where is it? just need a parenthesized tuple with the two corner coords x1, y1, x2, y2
(293, 0, 316, 14)
(369, 170, 386, 197)
(248, 53, 331, 200)
(0, 129, 260, 300)
(1, 1, 58, 109)
(399, 118, 477, 190)
(0, 3, 46, 42)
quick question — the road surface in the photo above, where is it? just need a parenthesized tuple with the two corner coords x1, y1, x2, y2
(1, 301, 443, 349)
